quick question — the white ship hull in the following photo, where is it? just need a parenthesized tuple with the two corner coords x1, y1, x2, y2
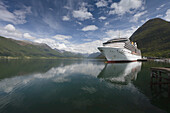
(98, 47, 141, 62)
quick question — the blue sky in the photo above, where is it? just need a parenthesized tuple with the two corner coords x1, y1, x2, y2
(0, 0, 170, 53)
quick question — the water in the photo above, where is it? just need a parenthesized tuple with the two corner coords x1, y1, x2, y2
(0, 59, 169, 113)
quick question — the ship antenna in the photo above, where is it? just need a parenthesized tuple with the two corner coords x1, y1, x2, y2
(119, 30, 120, 38)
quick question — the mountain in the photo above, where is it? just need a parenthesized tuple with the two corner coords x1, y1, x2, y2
(54, 49, 84, 58)
(0, 36, 86, 58)
(130, 18, 170, 58)
(88, 52, 106, 59)
(88, 52, 101, 58)
(0, 36, 63, 58)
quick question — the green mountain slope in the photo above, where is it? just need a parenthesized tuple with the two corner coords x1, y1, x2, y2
(130, 18, 170, 58)
(0, 36, 63, 58)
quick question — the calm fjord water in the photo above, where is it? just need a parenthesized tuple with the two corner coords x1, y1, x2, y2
(0, 59, 169, 113)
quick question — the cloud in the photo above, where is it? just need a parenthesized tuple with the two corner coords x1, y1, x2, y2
(99, 16, 106, 20)
(156, 4, 165, 10)
(62, 16, 70, 21)
(72, 10, 93, 21)
(109, 0, 144, 15)
(105, 22, 109, 26)
(164, 9, 170, 21)
(52, 34, 72, 43)
(53, 34, 72, 40)
(34, 34, 72, 50)
(23, 33, 36, 40)
(42, 15, 61, 30)
(141, 18, 149, 23)
(49, 8, 53, 11)
(64, 5, 72, 10)
(0, 1, 31, 24)
(4, 24, 16, 31)
(76, 21, 82, 25)
(0, 24, 22, 39)
(0, 24, 37, 40)
(130, 11, 147, 22)
(34, 38, 67, 50)
(96, 0, 108, 8)
(69, 40, 102, 53)
(156, 15, 163, 18)
(83, 38, 92, 42)
(82, 25, 98, 31)
(34, 36, 102, 54)
(105, 26, 138, 40)
(72, 3, 93, 21)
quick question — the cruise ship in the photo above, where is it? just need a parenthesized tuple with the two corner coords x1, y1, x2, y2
(98, 38, 141, 62)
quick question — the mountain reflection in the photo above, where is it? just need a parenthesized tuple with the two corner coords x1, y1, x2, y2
(0, 60, 142, 94)
(0, 60, 105, 93)
(98, 62, 142, 85)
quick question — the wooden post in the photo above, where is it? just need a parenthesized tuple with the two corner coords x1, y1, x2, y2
(159, 71, 162, 88)
(151, 71, 153, 89)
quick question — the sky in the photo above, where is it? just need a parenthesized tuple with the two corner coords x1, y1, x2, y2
(0, 0, 170, 54)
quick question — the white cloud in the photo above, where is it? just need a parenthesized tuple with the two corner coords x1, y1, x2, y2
(141, 18, 149, 23)
(0, 24, 22, 39)
(34, 37, 102, 54)
(49, 8, 53, 11)
(42, 16, 61, 30)
(53, 35, 72, 40)
(96, 0, 108, 8)
(82, 25, 98, 31)
(73, 10, 93, 21)
(64, 6, 72, 10)
(72, 3, 93, 21)
(156, 4, 165, 10)
(0, 1, 31, 24)
(34, 33, 102, 53)
(62, 16, 70, 21)
(34, 38, 66, 50)
(105, 27, 138, 40)
(130, 11, 147, 22)
(4, 24, 16, 31)
(156, 15, 163, 18)
(23, 33, 36, 40)
(34, 34, 73, 50)
(0, 24, 37, 40)
(83, 38, 92, 41)
(109, 0, 143, 15)
(69, 40, 103, 53)
(105, 22, 109, 26)
(164, 9, 170, 21)
(99, 16, 106, 20)
(76, 21, 82, 25)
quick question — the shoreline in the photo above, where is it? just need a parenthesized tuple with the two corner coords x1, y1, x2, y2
(147, 58, 170, 63)
(0, 56, 84, 60)
(0, 56, 169, 63)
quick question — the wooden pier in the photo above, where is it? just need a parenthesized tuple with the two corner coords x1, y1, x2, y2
(150, 67, 170, 97)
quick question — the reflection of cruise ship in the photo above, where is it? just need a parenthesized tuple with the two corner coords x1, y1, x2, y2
(98, 38, 142, 62)
(98, 62, 142, 85)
